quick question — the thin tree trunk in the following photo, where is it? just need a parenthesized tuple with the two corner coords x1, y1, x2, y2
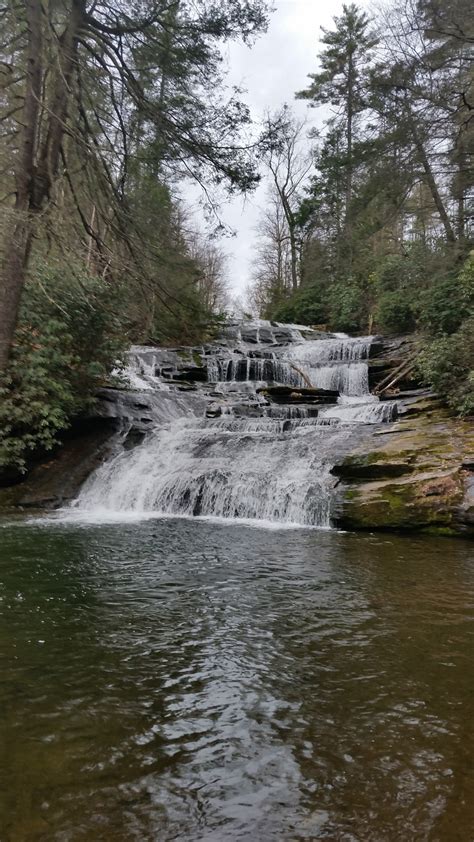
(35, 0, 86, 201)
(287, 222, 299, 292)
(345, 47, 354, 222)
(454, 132, 467, 242)
(279, 190, 298, 291)
(0, 218, 35, 371)
(343, 46, 355, 269)
(407, 112, 456, 244)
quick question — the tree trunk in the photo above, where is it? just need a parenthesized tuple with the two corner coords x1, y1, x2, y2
(453, 130, 467, 243)
(288, 226, 299, 292)
(0, 0, 87, 372)
(343, 46, 355, 268)
(279, 189, 299, 291)
(407, 111, 456, 244)
(0, 0, 42, 371)
(345, 47, 354, 222)
(35, 0, 86, 203)
(0, 217, 34, 371)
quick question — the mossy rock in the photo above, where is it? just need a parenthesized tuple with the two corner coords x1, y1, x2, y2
(335, 470, 466, 532)
(332, 450, 416, 481)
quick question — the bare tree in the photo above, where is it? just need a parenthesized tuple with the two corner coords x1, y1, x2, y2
(190, 236, 230, 313)
(264, 110, 312, 291)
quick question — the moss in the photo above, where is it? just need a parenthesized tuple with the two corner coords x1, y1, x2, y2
(337, 470, 464, 531)
(421, 525, 457, 537)
(382, 488, 406, 509)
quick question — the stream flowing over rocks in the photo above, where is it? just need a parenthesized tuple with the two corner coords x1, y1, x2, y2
(1, 320, 472, 535)
(73, 322, 398, 527)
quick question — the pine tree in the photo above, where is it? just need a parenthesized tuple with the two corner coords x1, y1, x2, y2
(296, 4, 377, 230)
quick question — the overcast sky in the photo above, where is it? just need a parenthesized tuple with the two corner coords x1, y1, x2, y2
(187, 0, 370, 300)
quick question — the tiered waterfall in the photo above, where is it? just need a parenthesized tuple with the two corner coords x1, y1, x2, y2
(74, 322, 397, 527)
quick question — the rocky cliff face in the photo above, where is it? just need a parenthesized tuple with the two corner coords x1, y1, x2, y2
(332, 394, 473, 536)
(0, 326, 472, 536)
(330, 336, 473, 537)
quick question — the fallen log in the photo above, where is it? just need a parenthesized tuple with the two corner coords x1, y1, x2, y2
(288, 362, 314, 389)
(374, 357, 418, 396)
(257, 385, 339, 404)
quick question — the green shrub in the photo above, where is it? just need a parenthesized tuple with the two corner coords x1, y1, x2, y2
(272, 284, 327, 325)
(374, 255, 408, 292)
(418, 271, 472, 336)
(376, 291, 416, 333)
(327, 280, 366, 333)
(0, 263, 126, 471)
(417, 317, 474, 416)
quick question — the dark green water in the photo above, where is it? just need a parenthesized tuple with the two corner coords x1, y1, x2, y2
(0, 518, 473, 841)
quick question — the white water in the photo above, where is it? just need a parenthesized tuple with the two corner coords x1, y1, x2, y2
(74, 322, 396, 527)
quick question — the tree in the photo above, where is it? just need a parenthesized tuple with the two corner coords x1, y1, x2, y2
(247, 0, 473, 363)
(263, 110, 311, 291)
(248, 184, 294, 315)
(372, 0, 473, 248)
(0, 0, 270, 370)
(296, 4, 377, 234)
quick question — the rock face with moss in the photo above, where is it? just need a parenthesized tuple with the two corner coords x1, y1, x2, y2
(331, 394, 473, 536)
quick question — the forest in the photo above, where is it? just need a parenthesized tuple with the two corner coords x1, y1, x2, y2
(248, 0, 473, 416)
(0, 0, 472, 472)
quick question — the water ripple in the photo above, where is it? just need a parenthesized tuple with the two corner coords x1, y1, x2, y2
(0, 519, 473, 840)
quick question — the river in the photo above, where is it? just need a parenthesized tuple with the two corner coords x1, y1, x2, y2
(1, 517, 473, 841)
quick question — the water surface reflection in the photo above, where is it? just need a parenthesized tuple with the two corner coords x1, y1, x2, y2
(0, 519, 473, 840)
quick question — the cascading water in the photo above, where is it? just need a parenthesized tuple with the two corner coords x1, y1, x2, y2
(74, 322, 397, 527)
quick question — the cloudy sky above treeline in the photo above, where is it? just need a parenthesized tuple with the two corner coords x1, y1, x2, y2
(190, 0, 371, 300)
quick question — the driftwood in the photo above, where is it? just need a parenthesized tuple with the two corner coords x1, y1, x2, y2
(374, 357, 417, 396)
(288, 362, 314, 388)
(257, 385, 339, 404)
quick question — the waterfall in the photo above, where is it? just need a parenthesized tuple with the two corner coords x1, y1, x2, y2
(285, 336, 373, 396)
(207, 355, 301, 387)
(76, 418, 337, 526)
(73, 322, 397, 527)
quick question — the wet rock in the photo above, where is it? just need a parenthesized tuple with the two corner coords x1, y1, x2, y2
(258, 386, 339, 404)
(333, 408, 474, 536)
(123, 428, 146, 450)
(174, 382, 198, 391)
(173, 366, 208, 382)
(0, 419, 118, 510)
(459, 475, 474, 525)
(206, 402, 223, 418)
(331, 458, 414, 480)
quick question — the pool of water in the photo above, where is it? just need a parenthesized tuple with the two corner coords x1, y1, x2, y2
(0, 517, 473, 840)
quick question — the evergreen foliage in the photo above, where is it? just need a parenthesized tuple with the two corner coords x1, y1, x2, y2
(0, 264, 125, 471)
(248, 0, 473, 414)
(0, 0, 267, 469)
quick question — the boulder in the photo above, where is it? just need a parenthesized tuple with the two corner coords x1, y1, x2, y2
(332, 405, 474, 536)
(0, 418, 118, 511)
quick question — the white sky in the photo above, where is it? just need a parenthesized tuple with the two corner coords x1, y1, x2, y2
(187, 0, 370, 298)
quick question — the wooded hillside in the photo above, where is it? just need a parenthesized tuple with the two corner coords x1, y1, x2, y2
(248, 0, 473, 414)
